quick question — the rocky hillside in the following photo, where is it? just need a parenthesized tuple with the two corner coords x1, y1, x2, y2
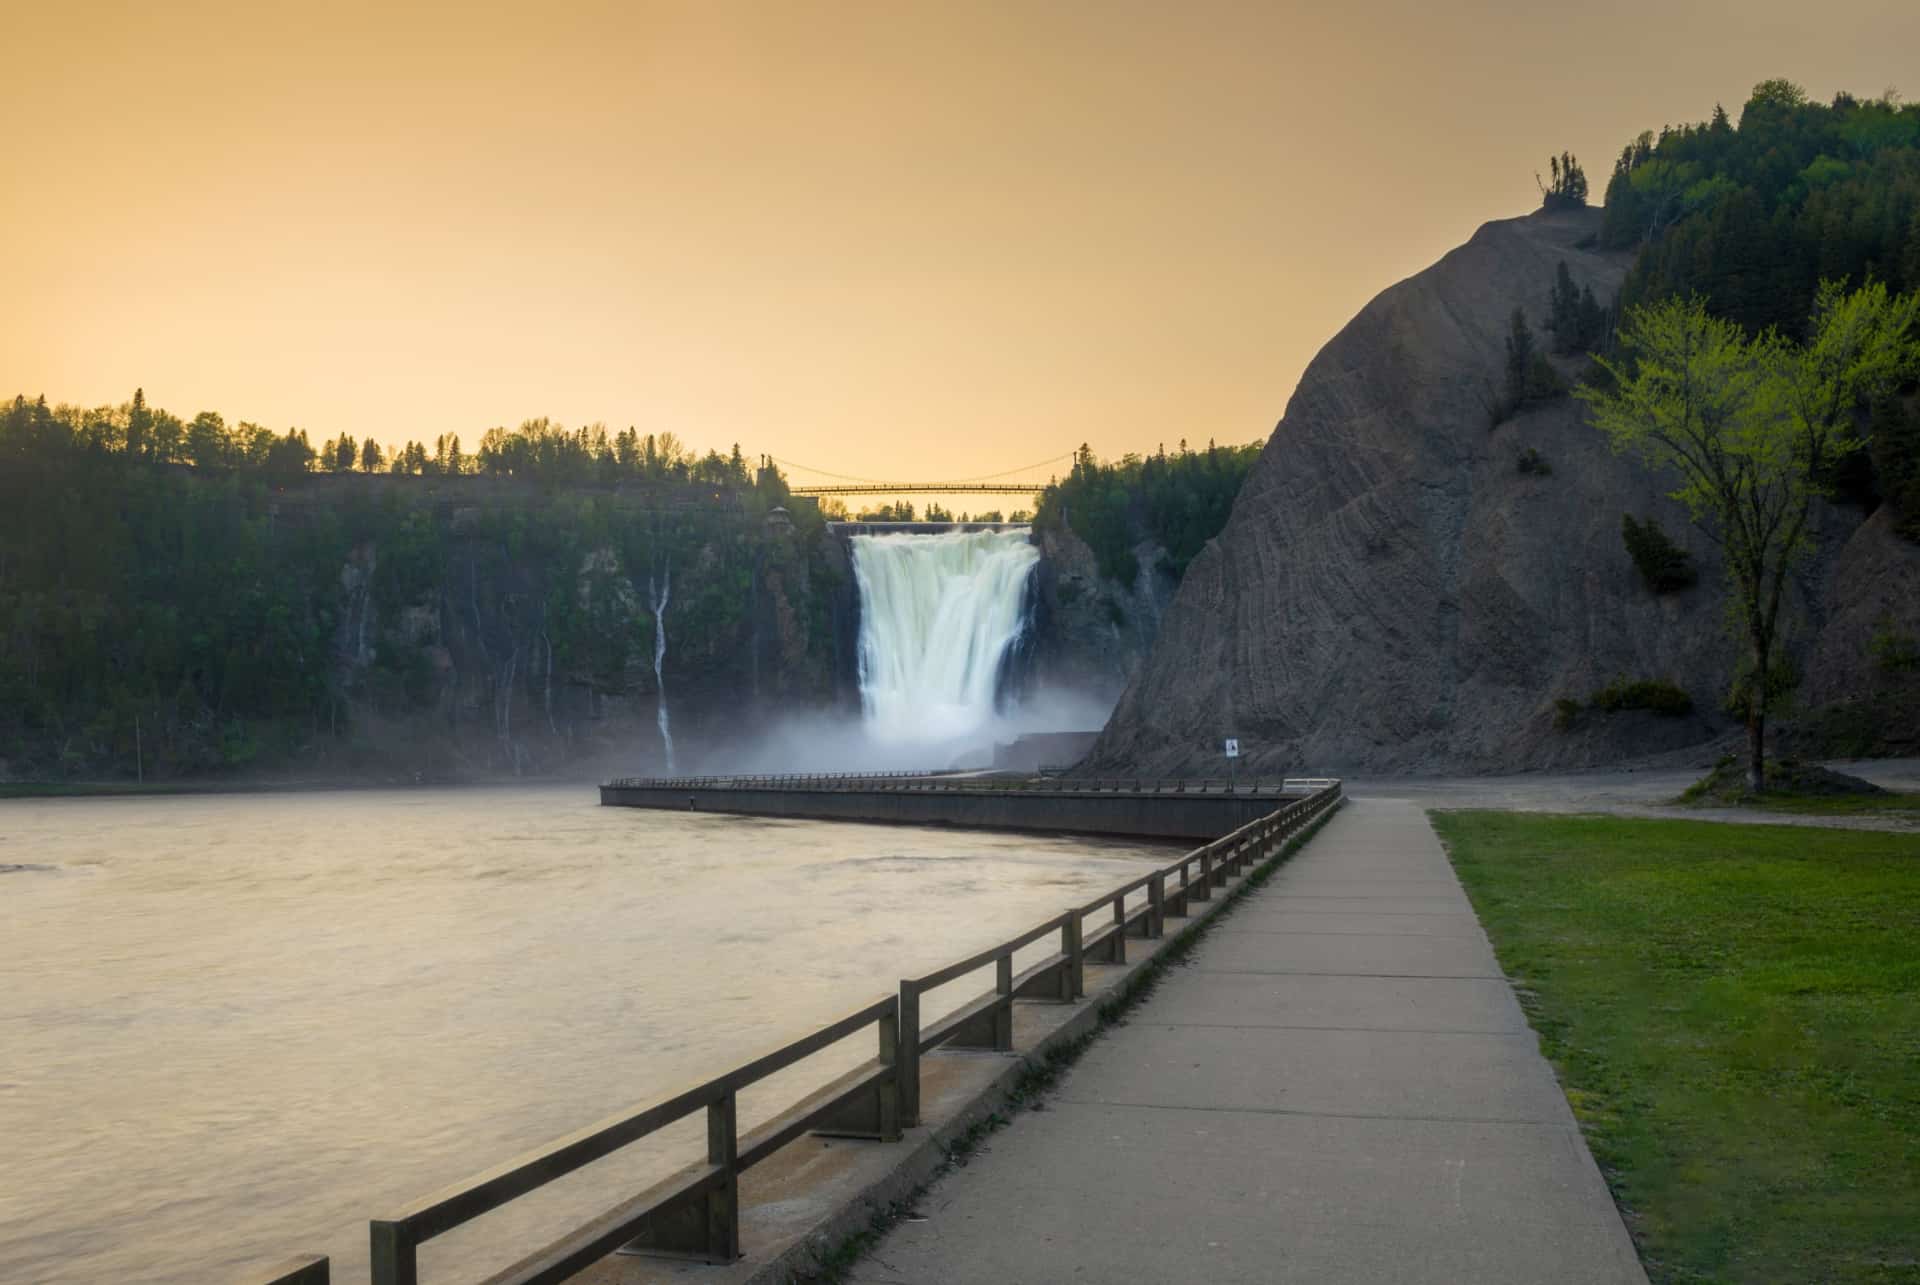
(1087, 208, 1920, 776)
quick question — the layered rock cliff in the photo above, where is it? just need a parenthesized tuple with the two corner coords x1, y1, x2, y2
(1087, 208, 1920, 776)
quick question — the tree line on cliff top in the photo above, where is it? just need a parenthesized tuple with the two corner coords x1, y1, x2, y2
(1533, 80, 1920, 538)
(0, 389, 772, 493)
(1032, 440, 1264, 585)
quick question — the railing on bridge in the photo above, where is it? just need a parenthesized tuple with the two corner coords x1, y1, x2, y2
(245, 779, 1343, 1285)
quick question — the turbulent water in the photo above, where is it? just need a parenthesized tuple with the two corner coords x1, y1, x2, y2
(851, 529, 1040, 746)
(0, 788, 1169, 1284)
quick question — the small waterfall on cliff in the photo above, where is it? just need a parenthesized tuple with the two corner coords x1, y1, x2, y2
(851, 529, 1040, 746)
(649, 566, 676, 773)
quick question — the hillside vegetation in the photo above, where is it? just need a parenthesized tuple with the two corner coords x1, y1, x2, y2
(1033, 440, 1264, 585)
(1600, 82, 1920, 534)
(0, 396, 846, 782)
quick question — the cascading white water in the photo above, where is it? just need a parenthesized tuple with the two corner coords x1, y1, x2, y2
(648, 566, 676, 773)
(851, 529, 1040, 745)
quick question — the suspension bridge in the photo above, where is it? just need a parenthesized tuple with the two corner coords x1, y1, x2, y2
(788, 481, 1044, 497)
(766, 450, 1075, 499)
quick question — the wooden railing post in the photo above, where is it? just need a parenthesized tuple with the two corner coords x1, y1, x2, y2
(994, 954, 1015, 1050)
(369, 1220, 417, 1285)
(1110, 895, 1127, 964)
(877, 1004, 901, 1140)
(707, 1092, 739, 1263)
(898, 981, 921, 1127)
(1194, 850, 1213, 900)
(1148, 873, 1166, 937)
(1064, 911, 1084, 997)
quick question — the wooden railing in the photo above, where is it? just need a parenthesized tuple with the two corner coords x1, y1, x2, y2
(249, 781, 1341, 1285)
(366, 996, 898, 1285)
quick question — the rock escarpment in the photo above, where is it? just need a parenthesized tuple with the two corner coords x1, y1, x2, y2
(1088, 208, 1919, 776)
(1022, 524, 1177, 697)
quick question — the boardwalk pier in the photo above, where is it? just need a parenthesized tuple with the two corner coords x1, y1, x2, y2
(599, 773, 1336, 840)
(244, 781, 1344, 1284)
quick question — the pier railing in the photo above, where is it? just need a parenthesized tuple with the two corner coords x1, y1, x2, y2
(250, 779, 1341, 1285)
(606, 771, 1336, 796)
(367, 996, 899, 1285)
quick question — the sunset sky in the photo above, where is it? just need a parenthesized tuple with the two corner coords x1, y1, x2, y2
(6, 1, 1918, 489)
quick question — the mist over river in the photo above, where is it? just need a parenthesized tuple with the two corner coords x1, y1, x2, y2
(0, 787, 1175, 1284)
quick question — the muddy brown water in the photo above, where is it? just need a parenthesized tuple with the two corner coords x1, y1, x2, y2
(0, 786, 1175, 1283)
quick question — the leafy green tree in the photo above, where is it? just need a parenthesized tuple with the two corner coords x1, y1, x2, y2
(186, 412, 230, 469)
(359, 437, 385, 472)
(1579, 285, 1920, 791)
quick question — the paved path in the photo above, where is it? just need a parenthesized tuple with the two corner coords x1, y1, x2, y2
(848, 799, 1647, 1285)
(1351, 756, 1920, 833)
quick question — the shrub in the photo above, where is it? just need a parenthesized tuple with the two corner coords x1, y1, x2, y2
(1553, 697, 1582, 731)
(1868, 395, 1920, 543)
(1517, 447, 1552, 476)
(1588, 678, 1694, 716)
(1621, 513, 1697, 592)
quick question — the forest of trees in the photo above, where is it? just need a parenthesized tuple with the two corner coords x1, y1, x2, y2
(1033, 440, 1265, 584)
(1602, 81, 1920, 339)
(0, 393, 840, 781)
(6, 387, 774, 494)
(1532, 82, 1920, 537)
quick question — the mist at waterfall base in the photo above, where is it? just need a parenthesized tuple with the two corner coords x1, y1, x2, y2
(723, 528, 1114, 774)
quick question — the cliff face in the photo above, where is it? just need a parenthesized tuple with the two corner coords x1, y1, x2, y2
(1022, 524, 1177, 699)
(1088, 208, 1919, 776)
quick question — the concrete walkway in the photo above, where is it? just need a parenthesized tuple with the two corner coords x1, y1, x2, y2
(848, 799, 1647, 1285)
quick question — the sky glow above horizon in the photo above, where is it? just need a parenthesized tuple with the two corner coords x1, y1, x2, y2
(4, 1, 1916, 488)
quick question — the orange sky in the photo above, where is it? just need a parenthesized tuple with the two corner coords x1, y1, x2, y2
(5, 1, 1917, 488)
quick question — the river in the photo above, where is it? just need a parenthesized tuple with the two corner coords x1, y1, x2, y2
(0, 786, 1175, 1283)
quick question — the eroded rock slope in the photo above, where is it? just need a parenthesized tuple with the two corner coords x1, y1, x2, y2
(1088, 208, 1919, 775)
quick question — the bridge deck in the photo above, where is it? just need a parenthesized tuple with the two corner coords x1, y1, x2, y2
(789, 483, 1045, 496)
(843, 798, 1645, 1284)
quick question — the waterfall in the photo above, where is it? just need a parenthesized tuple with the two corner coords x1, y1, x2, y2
(851, 529, 1040, 745)
(649, 566, 676, 774)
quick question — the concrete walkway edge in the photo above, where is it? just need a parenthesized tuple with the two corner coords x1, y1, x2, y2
(844, 799, 1647, 1285)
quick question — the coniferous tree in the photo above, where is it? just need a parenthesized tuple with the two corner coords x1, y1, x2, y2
(127, 387, 151, 458)
(1505, 308, 1537, 406)
(1541, 152, 1589, 210)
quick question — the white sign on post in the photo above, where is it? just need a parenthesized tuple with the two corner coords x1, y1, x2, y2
(1223, 738, 1240, 759)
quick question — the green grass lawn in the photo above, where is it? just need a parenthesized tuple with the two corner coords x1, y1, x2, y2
(1432, 811, 1920, 1284)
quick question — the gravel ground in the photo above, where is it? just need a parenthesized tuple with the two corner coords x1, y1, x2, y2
(1348, 757, 1920, 832)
